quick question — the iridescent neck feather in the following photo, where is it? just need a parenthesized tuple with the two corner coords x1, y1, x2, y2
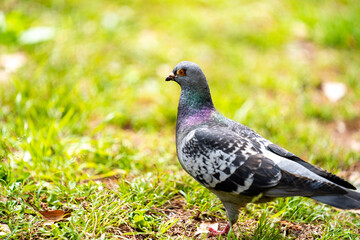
(176, 85, 217, 132)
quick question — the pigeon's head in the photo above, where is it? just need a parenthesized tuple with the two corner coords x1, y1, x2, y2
(165, 61, 208, 89)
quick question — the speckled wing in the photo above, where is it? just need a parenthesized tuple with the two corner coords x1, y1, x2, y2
(178, 127, 282, 195)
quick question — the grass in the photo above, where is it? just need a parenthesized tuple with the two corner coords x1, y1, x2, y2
(1, 0, 360, 239)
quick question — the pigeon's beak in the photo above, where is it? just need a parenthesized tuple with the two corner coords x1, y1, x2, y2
(165, 72, 176, 81)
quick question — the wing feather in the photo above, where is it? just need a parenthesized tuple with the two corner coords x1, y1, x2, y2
(179, 127, 282, 195)
(267, 143, 356, 190)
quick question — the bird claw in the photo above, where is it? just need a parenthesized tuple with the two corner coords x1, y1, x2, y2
(208, 223, 230, 236)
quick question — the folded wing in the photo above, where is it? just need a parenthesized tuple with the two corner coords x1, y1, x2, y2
(179, 127, 350, 199)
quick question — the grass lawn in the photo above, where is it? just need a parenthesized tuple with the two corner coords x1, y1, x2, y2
(1, 0, 360, 239)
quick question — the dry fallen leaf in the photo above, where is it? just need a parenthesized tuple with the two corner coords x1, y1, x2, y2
(194, 222, 218, 236)
(74, 196, 87, 202)
(0, 223, 11, 236)
(38, 209, 71, 223)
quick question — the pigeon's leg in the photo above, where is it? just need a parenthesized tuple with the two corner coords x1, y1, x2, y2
(208, 199, 239, 236)
(209, 222, 231, 236)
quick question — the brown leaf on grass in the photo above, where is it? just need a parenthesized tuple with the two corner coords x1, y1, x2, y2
(74, 196, 87, 202)
(22, 195, 72, 225)
(38, 209, 71, 222)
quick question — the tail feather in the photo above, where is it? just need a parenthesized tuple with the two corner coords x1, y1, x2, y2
(264, 170, 347, 197)
(312, 190, 360, 209)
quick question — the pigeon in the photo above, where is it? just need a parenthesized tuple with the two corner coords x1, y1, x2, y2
(165, 61, 360, 236)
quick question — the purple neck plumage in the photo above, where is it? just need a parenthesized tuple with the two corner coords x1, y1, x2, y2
(176, 85, 217, 133)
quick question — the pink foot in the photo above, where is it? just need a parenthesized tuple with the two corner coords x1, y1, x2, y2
(209, 223, 230, 236)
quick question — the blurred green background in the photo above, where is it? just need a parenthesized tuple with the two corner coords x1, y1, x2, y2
(0, 0, 359, 238)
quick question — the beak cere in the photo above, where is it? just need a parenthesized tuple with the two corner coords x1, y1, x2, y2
(165, 72, 176, 81)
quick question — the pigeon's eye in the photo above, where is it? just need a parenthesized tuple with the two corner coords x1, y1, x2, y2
(177, 69, 186, 76)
